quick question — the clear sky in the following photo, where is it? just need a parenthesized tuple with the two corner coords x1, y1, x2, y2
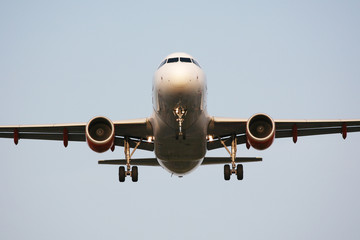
(1, 0, 360, 239)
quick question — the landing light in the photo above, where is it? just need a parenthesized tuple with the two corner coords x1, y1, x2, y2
(147, 136, 154, 142)
(207, 135, 214, 142)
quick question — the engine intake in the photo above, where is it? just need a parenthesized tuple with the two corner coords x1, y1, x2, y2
(86, 116, 115, 153)
(246, 113, 275, 150)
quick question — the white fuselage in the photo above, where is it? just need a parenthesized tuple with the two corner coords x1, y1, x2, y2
(150, 53, 210, 175)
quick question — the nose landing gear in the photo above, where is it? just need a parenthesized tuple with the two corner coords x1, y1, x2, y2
(173, 106, 187, 140)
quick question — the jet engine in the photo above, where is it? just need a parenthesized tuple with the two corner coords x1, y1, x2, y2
(246, 113, 275, 150)
(86, 116, 115, 153)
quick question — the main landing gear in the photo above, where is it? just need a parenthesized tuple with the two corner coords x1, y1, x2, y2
(118, 137, 140, 182)
(220, 135, 244, 181)
(224, 164, 243, 180)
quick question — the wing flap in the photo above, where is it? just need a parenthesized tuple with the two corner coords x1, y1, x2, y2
(276, 126, 360, 138)
(207, 117, 247, 137)
(207, 135, 247, 150)
(0, 123, 86, 143)
(275, 119, 360, 129)
(114, 118, 153, 139)
(0, 132, 85, 141)
(0, 124, 85, 133)
(114, 137, 154, 151)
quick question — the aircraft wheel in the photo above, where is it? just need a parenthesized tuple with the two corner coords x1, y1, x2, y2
(132, 166, 138, 182)
(224, 164, 231, 180)
(119, 166, 126, 182)
(236, 164, 244, 180)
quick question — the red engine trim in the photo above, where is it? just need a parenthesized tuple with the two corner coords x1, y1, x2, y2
(247, 134, 274, 150)
(86, 135, 114, 153)
(246, 114, 275, 150)
(86, 116, 115, 153)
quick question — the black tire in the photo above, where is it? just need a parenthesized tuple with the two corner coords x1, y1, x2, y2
(224, 164, 231, 181)
(119, 166, 126, 182)
(236, 164, 244, 180)
(132, 166, 138, 182)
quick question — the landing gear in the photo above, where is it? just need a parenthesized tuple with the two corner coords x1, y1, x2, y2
(118, 137, 141, 183)
(131, 166, 138, 182)
(220, 135, 244, 181)
(223, 164, 243, 181)
(224, 165, 231, 180)
(173, 106, 187, 140)
(119, 166, 126, 182)
(236, 164, 243, 180)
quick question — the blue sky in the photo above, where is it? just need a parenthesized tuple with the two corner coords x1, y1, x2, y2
(1, 1, 360, 239)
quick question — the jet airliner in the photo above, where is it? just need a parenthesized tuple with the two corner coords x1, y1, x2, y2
(1, 52, 360, 182)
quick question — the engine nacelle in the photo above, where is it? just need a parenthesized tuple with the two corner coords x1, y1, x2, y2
(246, 113, 275, 150)
(86, 116, 115, 153)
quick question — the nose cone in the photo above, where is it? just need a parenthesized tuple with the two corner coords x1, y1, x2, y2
(170, 73, 190, 89)
(166, 65, 197, 90)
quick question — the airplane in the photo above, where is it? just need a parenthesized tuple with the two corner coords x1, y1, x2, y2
(1, 52, 360, 182)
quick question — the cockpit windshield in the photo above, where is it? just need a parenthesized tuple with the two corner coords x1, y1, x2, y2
(180, 57, 191, 63)
(167, 57, 179, 63)
(158, 57, 201, 69)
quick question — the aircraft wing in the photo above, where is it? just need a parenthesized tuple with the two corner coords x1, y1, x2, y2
(0, 118, 154, 151)
(207, 117, 360, 150)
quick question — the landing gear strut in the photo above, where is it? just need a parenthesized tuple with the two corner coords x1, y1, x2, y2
(173, 106, 187, 140)
(118, 137, 141, 182)
(220, 135, 244, 181)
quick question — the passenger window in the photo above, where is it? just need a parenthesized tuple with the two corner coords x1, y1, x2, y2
(167, 57, 179, 63)
(180, 57, 191, 63)
(158, 59, 167, 69)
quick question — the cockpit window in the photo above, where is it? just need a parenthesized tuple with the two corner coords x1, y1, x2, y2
(180, 57, 191, 63)
(192, 59, 201, 68)
(158, 59, 167, 69)
(167, 57, 179, 63)
(157, 56, 201, 69)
